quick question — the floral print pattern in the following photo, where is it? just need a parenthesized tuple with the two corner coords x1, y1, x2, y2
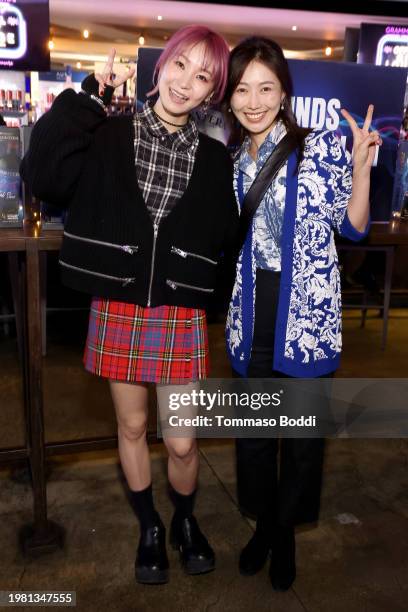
(226, 126, 355, 374)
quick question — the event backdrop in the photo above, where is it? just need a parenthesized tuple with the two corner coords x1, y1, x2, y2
(137, 48, 407, 221)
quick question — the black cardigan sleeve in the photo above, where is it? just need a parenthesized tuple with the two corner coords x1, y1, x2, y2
(20, 80, 111, 207)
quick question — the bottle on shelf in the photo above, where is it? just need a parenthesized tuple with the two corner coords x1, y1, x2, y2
(401, 192, 408, 219)
(11, 90, 23, 112)
(6, 90, 13, 110)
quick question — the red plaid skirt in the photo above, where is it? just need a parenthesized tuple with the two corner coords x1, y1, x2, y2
(83, 298, 210, 384)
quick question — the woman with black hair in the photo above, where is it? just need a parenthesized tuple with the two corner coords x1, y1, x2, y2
(224, 36, 380, 591)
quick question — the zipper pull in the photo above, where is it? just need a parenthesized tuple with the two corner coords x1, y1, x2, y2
(121, 245, 138, 255)
(171, 246, 187, 258)
(167, 280, 177, 290)
(122, 278, 136, 287)
(153, 223, 159, 237)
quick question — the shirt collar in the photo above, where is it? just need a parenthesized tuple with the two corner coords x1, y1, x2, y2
(138, 99, 199, 150)
(238, 120, 287, 177)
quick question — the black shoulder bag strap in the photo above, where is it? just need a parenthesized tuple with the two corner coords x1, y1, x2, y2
(237, 132, 298, 252)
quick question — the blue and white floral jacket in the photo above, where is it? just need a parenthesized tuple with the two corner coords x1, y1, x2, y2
(226, 124, 370, 378)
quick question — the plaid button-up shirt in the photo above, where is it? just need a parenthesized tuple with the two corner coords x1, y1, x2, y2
(134, 100, 199, 224)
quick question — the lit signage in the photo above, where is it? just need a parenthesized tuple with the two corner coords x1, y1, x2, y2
(0, 3, 27, 60)
(0, 1, 49, 71)
(375, 33, 408, 67)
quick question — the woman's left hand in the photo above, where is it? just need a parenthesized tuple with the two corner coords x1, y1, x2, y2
(340, 105, 382, 176)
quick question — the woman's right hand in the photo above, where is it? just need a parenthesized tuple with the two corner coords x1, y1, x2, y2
(95, 48, 136, 96)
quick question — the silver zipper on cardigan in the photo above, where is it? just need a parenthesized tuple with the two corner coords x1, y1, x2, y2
(147, 222, 159, 306)
(59, 260, 136, 286)
(64, 231, 139, 255)
(166, 279, 214, 293)
(170, 246, 217, 266)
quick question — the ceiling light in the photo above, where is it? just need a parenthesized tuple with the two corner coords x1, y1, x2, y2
(76, 61, 82, 69)
(51, 51, 119, 62)
(325, 44, 332, 57)
(157, 15, 163, 21)
(83, 29, 90, 39)
(292, 26, 297, 31)
(138, 35, 145, 45)
(48, 40, 54, 50)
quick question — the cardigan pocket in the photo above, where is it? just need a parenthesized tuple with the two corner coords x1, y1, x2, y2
(166, 279, 214, 293)
(64, 231, 139, 255)
(59, 260, 136, 287)
(170, 246, 217, 266)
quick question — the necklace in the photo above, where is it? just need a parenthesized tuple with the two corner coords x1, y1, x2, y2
(153, 108, 188, 128)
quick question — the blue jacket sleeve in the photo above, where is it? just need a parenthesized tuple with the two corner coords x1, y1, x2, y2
(322, 130, 371, 242)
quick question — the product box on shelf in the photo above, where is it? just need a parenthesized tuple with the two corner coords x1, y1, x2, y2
(0, 127, 23, 227)
(19, 124, 65, 228)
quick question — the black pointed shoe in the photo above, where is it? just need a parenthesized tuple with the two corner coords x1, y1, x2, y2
(269, 526, 296, 591)
(135, 520, 169, 585)
(169, 515, 215, 575)
(239, 529, 271, 576)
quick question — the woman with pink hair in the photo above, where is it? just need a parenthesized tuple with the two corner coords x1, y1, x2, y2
(21, 26, 237, 585)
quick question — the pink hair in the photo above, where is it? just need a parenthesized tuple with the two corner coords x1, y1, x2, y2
(147, 25, 229, 105)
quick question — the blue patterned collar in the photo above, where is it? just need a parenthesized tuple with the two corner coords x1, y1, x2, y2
(238, 120, 287, 178)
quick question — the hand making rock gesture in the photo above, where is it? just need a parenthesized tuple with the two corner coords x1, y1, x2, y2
(95, 47, 136, 96)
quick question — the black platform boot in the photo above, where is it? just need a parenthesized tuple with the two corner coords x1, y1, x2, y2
(135, 516, 169, 584)
(269, 525, 296, 591)
(129, 484, 169, 584)
(169, 487, 215, 575)
(170, 514, 215, 575)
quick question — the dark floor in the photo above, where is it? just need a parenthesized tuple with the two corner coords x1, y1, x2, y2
(1, 309, 408, 611)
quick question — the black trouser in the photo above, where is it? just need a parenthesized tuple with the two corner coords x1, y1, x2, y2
(235, 269, 331, 527)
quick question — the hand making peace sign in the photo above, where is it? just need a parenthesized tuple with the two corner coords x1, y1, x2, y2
(340, 105, 382, 176)
(95, 48, 136, 96)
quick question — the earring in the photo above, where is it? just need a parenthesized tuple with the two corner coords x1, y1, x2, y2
(228, 107, 232, 113)
(201, 96, 213, 114)
(280, 100, 285, 111)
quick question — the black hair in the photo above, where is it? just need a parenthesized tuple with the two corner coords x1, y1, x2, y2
(223, 36, 311, 162)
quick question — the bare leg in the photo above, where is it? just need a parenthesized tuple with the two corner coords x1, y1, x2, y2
(109, 380, 150, 491)
(110, 381, 169, 584)
(165, 436, 199, 494)
(156, 382, 199, 495)
(156, 382, 215, 574)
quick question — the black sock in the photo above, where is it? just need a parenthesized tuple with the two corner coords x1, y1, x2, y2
(170, 485, 196, 520)
(128, 483, 160, 530)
